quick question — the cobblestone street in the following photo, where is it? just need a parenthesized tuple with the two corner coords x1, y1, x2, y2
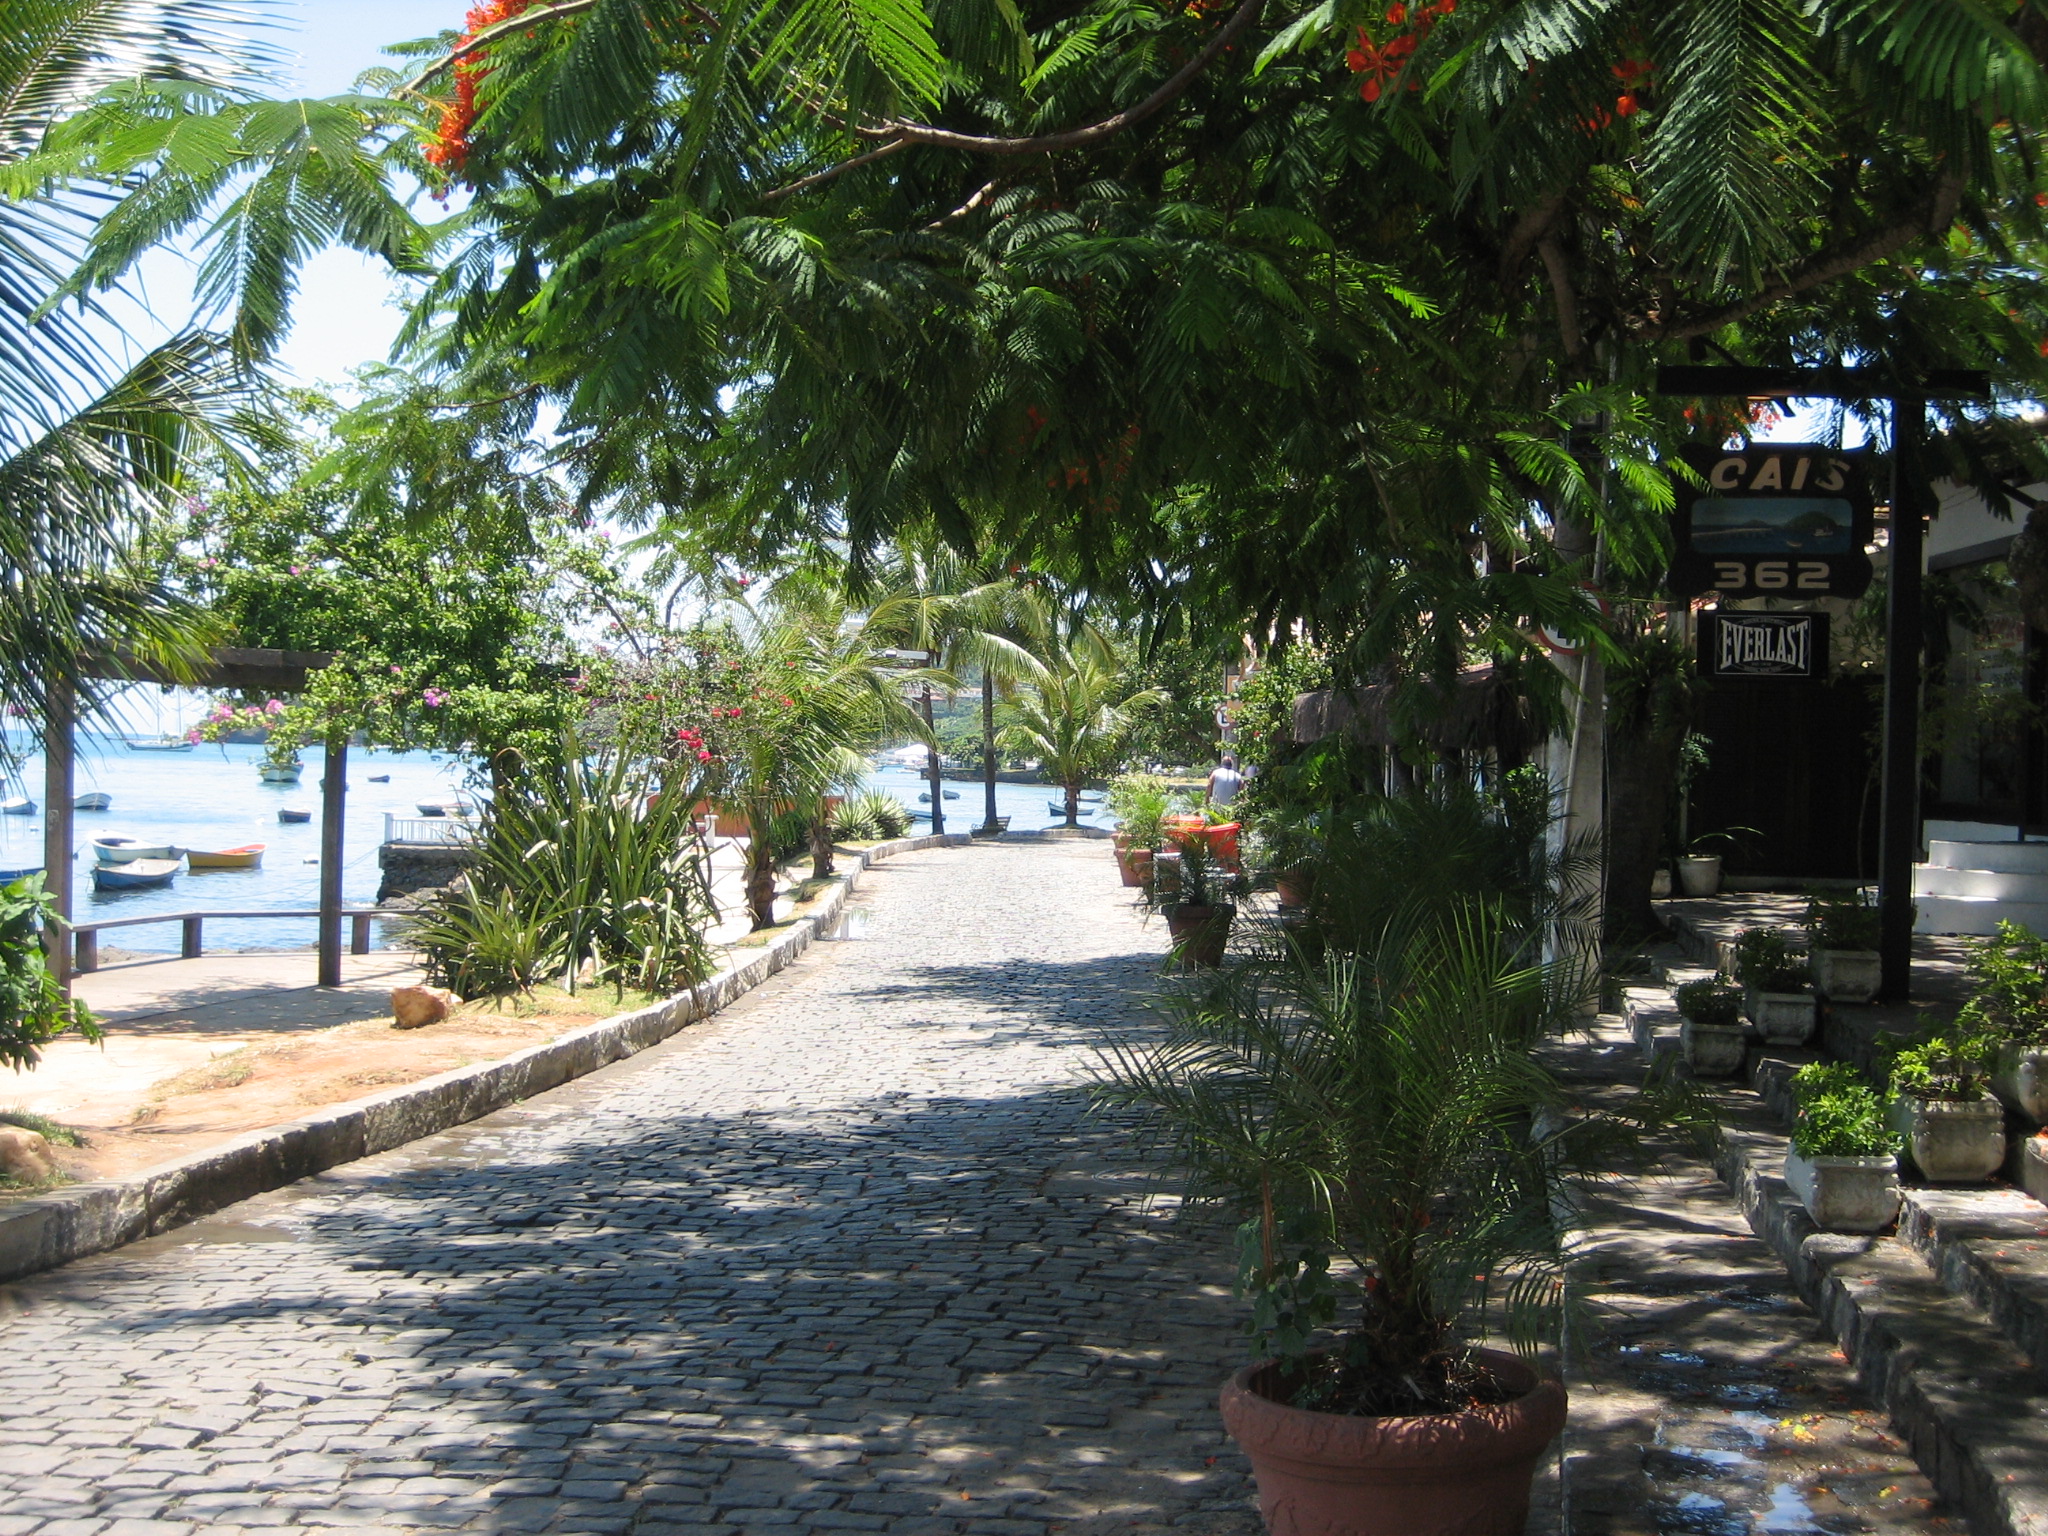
(0, 840, 1258, 1536)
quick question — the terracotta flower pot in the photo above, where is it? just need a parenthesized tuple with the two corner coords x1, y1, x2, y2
(1274, 869, 1312, 910)
(1114, 839, 1146, 887)
(1219, 1347, 1566, 1536)
(1129, 847, 1156, 888)
(1166, 901, 1234, 967)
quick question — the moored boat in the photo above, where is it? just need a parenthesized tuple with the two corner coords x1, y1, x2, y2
(187, 844, 265, 870)
(278, 807, 312, 823)
(258, 763, 303, 782)
(92, 857, 180, 890)
(72, 792, 111, 812)
(0, 865, 43, 884)
(1048, 799, 1097, 816)
(0, 796, 33, 816)
(368, 774, 390, 783)
(123, 735, 194, 752)
(93, 836, 180, 863)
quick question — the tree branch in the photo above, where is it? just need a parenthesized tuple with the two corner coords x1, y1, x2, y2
(1536, 237, 1581, 358)
(762, 0, 1266, 201)
(1652, 166, 1969, 343)
(402, 0, 602, 95)
(925, 178, 1000, 230)
(1497, 191, 1565, 292)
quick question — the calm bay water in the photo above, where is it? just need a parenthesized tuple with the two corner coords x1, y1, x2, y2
(0, 742, 1093, 955)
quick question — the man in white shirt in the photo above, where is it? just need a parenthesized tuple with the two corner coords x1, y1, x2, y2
(1207, 753, 1243, 808)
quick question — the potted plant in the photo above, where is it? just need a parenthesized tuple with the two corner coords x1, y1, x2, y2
(1161, 835, 1233, 968)
(1884, 1033, 2006, 1183)
(1784, 1063, 1901, 1231)
(1731, 928, 1815, 1046)
(1956, 920, 2048, 1125)
(1804, 891, 1882, 1004)
(1676, 826, 1756, 897)
(1675, 977, 1746, 1077)
(1108, 773, 1172, 888)
(1251, 804, 1322, 910)
(1095, 904, 1641, 1536)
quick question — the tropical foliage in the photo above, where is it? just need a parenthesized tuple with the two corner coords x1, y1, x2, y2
(0, 874, 98, 1071)
(1002, 642, 1161, 826)
(410, 746, 713, 999)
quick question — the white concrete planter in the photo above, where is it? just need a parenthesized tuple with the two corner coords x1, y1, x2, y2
(1992, 1048, 2048, 1126)
(1676, 855, 1722, 897)
(1650, 867, 1673, 899)
(1681, 1019, 1747, 1077)
(1743, 987, 1817, 1046)
(1812, 949, 1881, 1005)
(1783, 1149, 1901, 1232)
(1890, 1095, 2007, 1183)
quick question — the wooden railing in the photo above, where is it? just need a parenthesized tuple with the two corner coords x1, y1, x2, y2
(61, 908, 400, 974)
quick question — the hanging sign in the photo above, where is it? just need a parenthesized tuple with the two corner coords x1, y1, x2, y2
(1666, 445, 1874, 599)
(1699, 612, 1829, 680)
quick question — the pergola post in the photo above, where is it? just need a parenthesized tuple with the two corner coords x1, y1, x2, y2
(41, 674, 73, 987)
(319, 737, 347, 987)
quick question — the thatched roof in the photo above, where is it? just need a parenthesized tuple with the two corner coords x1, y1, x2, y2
(1292, 667, 1537, 756)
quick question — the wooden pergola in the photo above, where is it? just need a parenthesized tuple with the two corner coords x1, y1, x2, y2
(44, 647, 349, 987)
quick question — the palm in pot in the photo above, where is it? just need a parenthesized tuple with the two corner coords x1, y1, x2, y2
(1095, 901, 1649, 1535)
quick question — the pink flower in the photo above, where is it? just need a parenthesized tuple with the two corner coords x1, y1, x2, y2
(697, 749, 712, 761)
(422, 688, 447, 707)
(390, 665, 403, 675)
(289, 565, 303, 576)
(264, 699, 285, 716)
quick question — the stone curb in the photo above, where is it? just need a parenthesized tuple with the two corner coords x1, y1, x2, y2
(0, 830, 970, 1286)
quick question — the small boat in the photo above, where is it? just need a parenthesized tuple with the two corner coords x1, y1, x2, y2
(72, 792, 111, 812)
(258, 764, 302, 782)
(124, 735, 194, 752)
(0, 796, 33, 816)
(416, 800, 470, 817)
(368, 774, 391, 783)
(92, 857, 180, 890)
(187, 844, 265, 870)
(1049, 799, 1097, 816)
(278, 808, 312, 824)
(915, 791, 962, 802)
(93, 836, 180, 863)
(0, 865, 43, 884)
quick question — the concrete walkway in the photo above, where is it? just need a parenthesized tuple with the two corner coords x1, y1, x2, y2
(0, 839, 1256, 1536)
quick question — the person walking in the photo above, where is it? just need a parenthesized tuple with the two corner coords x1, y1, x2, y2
(1206, 752, 1242, 808)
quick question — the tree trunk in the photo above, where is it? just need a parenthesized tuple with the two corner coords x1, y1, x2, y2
(982, 672, 998, 830)
(810, 812, 834, 880)
(923, 680, 944, 836)
(1603, 710, 1686, 946)
(747, 807, 777, 929)
(1065, 781, 1080, 828)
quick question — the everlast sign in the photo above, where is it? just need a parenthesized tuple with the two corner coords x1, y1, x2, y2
(1666, 444, 1875, 599)
(1700, 612, 1829, 681)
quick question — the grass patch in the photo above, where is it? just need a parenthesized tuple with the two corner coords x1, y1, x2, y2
(0, 1107, 87, 1147)
(153, 1049, 258, 1099)
(459, 980, 664, 1019)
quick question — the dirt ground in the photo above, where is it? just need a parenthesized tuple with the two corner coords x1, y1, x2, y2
(8, 986, 653, 1188)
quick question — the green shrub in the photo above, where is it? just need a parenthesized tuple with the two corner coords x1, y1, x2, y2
(412, 746, 713, 1000)
(1106, 772, 1172, 847)
(0, 874, 98, 1071)
(1956, 919, 2048, 1046)
(1788, 1062, 1895, 1158)
(832, 788, 912, 841)
(1886, 1032, 1994, 1102)
(1805, 891, 1881, 952)
(1733, 928, 1810, 992)
(1674, 978, 1741, 1026)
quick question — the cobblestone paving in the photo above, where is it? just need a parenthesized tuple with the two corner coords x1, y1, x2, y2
(0, 840, 1259, 1536)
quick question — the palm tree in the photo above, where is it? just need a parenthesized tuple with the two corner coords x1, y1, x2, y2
(1003, 641, 1162, 828)
(0, 2, 289, 725)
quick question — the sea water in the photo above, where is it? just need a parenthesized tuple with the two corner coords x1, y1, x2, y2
(0, 742, 1097, 954)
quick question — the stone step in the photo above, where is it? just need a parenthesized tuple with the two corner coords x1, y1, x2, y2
(1914, 862, 2048, 901)
(1898, 1186, 2048, 1371)
(1914, 893, 2048, 936)
(1929, 838, 2048, 876)
(1710, 1087, 2048, 1535)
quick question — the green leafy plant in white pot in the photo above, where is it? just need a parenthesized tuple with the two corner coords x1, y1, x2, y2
(1784, 1063, 1900, 1232)
(1676, 826, 1755, 897)
(1956, 921, 2048, 1125)
(1675, 977, 1746, 1077)
(1884, 1033, 2006, 1183)
(1732, 928, 1815, 1046)
(1804, 891, 1882, 1005)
